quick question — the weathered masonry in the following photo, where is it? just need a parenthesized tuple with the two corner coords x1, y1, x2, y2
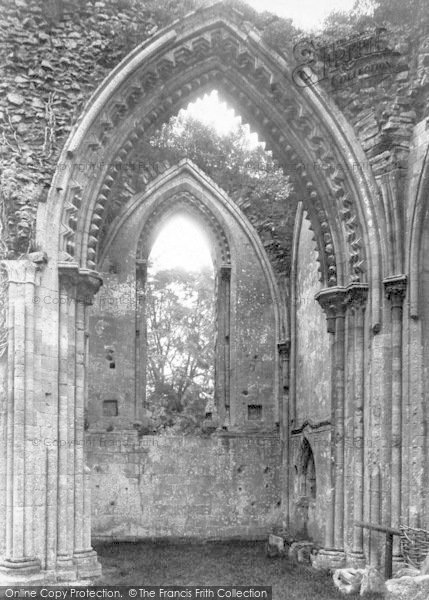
(0, 0, 429, 584)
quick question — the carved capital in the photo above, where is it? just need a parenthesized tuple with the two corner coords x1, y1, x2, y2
(278, 340, 291, 359)
(136, 259, 147, 282)
(383, 275, 407, 308)
(59, 263, 103, 305)
(1, 255, 46, 285)
(220, 265, 231, 282)
(345, 283, 369, 311)
(77, 269, 103, 305)
(315, 287, 347, 333)
(59, 262, 80, 296)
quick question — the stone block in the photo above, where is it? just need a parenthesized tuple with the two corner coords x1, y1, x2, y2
(333, 568, 364, 595)
(266, 533, 285, 557)
(360, 567, 386, 596)
(288, 541, 315, 564)
(420, 552, 429, 575)
(385, 574, 429, 600)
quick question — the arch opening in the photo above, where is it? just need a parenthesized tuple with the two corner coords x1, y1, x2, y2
(143, 213, 216, 434)
(299, 438, 317, 501)
(83, 158, 283, 541)
(17, 2, 386, 579)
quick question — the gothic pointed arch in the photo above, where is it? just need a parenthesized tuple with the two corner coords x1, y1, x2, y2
(99, 158, 284, 339)
(37, 1, 382, 314)
(294, 437, 317, 500)
(91, 158, 284, 429)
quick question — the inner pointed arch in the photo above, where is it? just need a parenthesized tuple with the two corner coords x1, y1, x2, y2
(149, 212, 214, 273)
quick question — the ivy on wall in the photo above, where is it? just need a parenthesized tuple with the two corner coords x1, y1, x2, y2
(1, 0, 429, 258)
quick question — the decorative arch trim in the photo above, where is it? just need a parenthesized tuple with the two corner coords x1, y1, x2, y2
(38, 1, 382, 327)
(100, 159, 285, 341)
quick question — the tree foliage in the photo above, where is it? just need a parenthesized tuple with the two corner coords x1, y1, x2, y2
(144, 266, 215, 434)
(323, 0, 428, 32)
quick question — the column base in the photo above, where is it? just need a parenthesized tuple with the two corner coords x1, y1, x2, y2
(56, 555, 78, 582)
(392, 553, 408, 575)
(0, 557, 43, 585)
(347, 551, 366, 569)
(73, 549, 102, 580)
(312, 549, 346, 571)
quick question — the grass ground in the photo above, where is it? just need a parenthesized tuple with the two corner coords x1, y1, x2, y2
(96, 540, 382, 600)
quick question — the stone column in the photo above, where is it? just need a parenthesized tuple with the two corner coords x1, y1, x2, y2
(73, 269, 103, 579)
(346, 284, 368, 567)
(55, 266, 76, 579)
(383, 275, 407, 565)
(0, 255, 46, 582)
(214, 265, 231, 427)
(278, 341, 291, 527)
(58, 264, 102, 581)
(135, 259, 147, 423)
(313, 286, 347, 569)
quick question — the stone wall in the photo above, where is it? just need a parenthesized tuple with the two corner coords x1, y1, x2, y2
(86, 431, 281, 540)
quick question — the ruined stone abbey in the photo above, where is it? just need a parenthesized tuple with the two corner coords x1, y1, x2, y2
(0, 0, 429, 585)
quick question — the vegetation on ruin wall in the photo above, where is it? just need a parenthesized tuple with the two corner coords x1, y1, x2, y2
(0, 0, 295, 265)
(302, 0, 429, 173)
(0, 0, 208, 259)
(1, 0, 429, 261)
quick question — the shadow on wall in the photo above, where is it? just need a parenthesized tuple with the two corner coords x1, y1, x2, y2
(292, 438, 319, 541)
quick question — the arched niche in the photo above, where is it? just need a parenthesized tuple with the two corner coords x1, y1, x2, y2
(87, 159, 283, 431)
(299, 438, 317, 501)
(291, 436, 320, 541)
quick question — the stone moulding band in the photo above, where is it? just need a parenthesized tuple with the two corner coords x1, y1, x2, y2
(291, 420, 332, 435)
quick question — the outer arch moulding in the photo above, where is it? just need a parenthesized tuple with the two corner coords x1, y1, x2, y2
(38, 2, 383, 327)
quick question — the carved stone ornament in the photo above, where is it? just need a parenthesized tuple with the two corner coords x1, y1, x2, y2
(383, 275, 407, 307)
(315, 286, 348, 333)
(56, 5, 370, 288)
(59, 262, 103, 305)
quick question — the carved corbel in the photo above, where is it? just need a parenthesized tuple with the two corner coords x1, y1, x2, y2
(278, 340, 291, 358)
(77, 269, 103, 305)
(383, 275, 407, 308)
(345, 282, 369, 312)
(278, 340, 291, 390)
(59, 263, 103, 304)
(315, 286, 347, 333)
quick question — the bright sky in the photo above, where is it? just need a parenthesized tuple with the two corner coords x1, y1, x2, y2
(149, 215, 213, 272)
(184, 90, 260, 148)
(244, 0, 355, 30)
(151, 93, 257, 274)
